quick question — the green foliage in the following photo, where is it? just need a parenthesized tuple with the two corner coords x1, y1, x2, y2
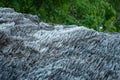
(0, 0, 119, 32)
(70, 0, 117, 32)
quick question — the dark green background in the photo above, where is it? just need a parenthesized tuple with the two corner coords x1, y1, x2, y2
(0, 0, 120, 32)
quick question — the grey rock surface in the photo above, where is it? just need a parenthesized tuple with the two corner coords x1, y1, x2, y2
(0, 8, 120, 80)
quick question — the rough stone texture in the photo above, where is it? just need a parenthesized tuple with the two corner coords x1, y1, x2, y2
(0, 8, 120, 80)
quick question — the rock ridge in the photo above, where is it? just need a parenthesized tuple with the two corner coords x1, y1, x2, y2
(0, 8, 120, 80)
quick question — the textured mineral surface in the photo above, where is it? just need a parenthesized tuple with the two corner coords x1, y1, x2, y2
(0, 8, 120, 80)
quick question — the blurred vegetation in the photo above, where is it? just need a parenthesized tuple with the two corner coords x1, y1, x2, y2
(0, 0, 120, 32)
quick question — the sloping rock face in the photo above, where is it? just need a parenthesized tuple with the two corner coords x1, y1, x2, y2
(0, 8, 120, 80)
